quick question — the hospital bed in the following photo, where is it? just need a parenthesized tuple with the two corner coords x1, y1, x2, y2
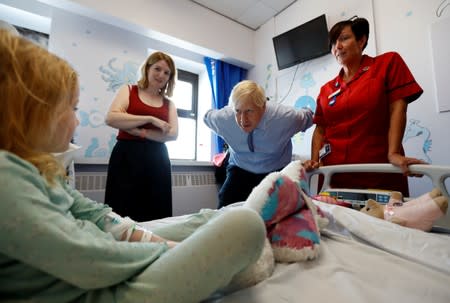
(141, 164, 450, 303)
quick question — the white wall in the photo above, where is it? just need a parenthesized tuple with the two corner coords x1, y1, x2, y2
(42, 8, 213, 163)
(251, 0, 450, 197)
(371, 0, 450, 196)
(48, 9, 148, 163)
(39, 0, 255, 69)
(249, 0, 376, 161)
(1, 0, 448, 197)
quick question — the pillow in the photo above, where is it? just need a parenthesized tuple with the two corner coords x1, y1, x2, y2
(53, 143, 82, 169)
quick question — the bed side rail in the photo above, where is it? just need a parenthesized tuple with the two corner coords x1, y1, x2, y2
(306, 164, 450, 199)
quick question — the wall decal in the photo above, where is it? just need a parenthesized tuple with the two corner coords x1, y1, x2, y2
(403, 119, 433, 163)
(436, 0, 449, 17)
(99, 57, 139, 92)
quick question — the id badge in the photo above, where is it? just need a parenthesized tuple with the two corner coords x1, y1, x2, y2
(319, 143, 331, 160)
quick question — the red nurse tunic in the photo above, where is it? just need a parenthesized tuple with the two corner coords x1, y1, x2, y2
(314, 52, 423, 196)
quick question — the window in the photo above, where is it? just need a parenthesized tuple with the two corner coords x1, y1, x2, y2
(166, 69, 199, 160)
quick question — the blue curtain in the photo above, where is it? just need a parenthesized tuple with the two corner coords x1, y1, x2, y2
(204, 57, 247, 154)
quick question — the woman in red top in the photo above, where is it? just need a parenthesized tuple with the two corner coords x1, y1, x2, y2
(304, 17, 426, 196)
(105, 51, 178, 221)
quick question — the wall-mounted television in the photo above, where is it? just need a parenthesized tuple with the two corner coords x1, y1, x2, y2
(273, 14, 329, 70)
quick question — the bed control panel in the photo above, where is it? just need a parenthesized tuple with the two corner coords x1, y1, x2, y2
(318, 189, 403, 209)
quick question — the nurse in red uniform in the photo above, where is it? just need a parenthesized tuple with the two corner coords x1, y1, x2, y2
(304, 16, 426, 196)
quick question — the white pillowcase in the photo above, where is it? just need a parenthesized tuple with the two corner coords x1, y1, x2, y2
(53, 143, 82, 169)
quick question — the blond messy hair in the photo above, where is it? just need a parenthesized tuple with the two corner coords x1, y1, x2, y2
(229, 80, 266, 109)
(0, 29, 78, 184)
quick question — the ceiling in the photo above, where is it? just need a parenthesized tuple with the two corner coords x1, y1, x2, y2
(190, 0, 297, 30)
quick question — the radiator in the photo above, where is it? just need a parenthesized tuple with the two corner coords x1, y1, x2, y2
(75, 172, 107, 203)
(75, 171, 218, 216)
(171, 172, 218, 215)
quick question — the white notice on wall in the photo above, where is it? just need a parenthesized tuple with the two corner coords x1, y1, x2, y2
(430, 16, 450, 113)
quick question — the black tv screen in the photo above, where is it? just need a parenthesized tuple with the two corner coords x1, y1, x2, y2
(273, 14, 329, 70)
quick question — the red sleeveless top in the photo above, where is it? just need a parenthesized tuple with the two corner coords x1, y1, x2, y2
(117, 85, 170, 140)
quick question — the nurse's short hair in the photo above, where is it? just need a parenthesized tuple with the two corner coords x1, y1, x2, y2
(329, 16, 369, 51)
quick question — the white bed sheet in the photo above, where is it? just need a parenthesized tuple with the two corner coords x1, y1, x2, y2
(143, 201, 450, 303)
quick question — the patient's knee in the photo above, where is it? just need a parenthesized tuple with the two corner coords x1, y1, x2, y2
(220, 207, 266, 250)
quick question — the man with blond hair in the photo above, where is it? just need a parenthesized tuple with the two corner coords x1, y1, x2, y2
(204, 80, 314, 207)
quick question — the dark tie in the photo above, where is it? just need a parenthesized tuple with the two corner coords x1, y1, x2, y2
(247, 131, 254, 152)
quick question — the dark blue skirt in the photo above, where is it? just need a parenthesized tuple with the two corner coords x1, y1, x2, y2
(105, 139, 172, 221)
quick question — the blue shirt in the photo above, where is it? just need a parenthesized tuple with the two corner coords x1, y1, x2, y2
(204, 102, 313, 173)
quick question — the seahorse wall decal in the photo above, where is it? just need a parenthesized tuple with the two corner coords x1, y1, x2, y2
(436, 0, 449, 17)
(403, 119, 432, 163)
(99, 57, 139, 92)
